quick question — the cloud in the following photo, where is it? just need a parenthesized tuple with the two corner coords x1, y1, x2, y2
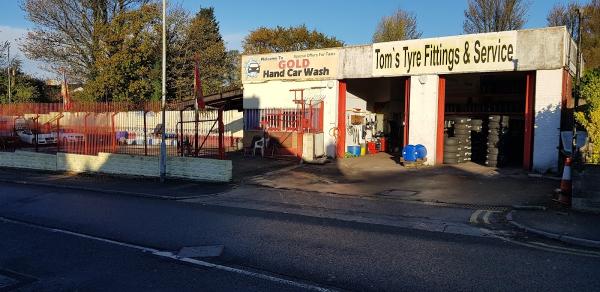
(0, 25, 53, 79)
(223, 32, 246, 51)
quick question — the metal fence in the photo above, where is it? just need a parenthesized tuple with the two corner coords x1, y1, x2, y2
(243, 102, 324, 133)
(0, 102, 239, 159)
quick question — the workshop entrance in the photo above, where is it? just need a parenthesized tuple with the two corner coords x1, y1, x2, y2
(339, 77, 410, 161)
(437, 72, 535, 169)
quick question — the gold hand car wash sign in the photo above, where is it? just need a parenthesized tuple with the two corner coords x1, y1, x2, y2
(372, 31, 518, 76)
(242, 49, 339, 83)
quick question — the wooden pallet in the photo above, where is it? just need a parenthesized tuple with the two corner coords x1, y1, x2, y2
(400, 157, 427, 168)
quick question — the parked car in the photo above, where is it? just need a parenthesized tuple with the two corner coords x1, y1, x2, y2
(53, 129, 85, 143)
(16, 130, 57, 145)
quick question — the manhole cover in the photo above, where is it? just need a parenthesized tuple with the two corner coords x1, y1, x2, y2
(378, 189, 418, 197)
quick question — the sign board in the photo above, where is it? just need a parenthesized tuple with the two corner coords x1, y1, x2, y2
(241, 49, 339, 83)
(372, 31, 518, 76)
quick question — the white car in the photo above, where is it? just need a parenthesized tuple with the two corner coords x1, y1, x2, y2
(16, 130, 57, 145)
(53, 131, 85, 143)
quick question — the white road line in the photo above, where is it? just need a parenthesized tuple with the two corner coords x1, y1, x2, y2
(0, 217, 332, 292)
(487, 233, 600, 258)
(469, 210, 483, 224)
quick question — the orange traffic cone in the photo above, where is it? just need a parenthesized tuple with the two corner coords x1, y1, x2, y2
(557, 157, 572, 205)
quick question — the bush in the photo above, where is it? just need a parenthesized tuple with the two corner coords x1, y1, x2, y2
(575, 69, 600, 163)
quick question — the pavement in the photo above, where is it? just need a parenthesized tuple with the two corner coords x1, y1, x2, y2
(508, 208, 600, 248)
(248, 153, 557, 207)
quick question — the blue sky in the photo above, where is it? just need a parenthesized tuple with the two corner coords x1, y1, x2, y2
(0, 0, 574, 78)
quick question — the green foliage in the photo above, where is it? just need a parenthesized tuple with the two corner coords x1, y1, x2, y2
(243, 25, 344, 54)
(582, 0, 600, 69)
(574, 69, 600, 162)
(373, 9, 422, 42)
(169, 7, 228, 100)
(0, 60, 52, 103)
(77, 4, 161, 102)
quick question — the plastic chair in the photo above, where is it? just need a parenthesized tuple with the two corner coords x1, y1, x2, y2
(253, 137, 270, 157)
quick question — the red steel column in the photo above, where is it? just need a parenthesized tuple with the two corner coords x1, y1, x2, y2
(436, 76, 446, 165)
(336, 80, 347, 158)
(523, 72, 535, 170)
(403, 78, 411, 146)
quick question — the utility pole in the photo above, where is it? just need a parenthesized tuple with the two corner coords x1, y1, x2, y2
(6, 42, 10, 103)
(572, 8, 583, 160)
(159, 0, 167, 182)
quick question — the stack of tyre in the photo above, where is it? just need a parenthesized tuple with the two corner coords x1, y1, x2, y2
(443, 136, 460, 164)
(452, 117, 472, 163)
(486, 115, 509, 167)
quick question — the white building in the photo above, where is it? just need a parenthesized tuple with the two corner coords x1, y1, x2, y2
(241, 27, 578, 173)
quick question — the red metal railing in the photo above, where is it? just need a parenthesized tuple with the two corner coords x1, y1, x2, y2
(243, 102, 324, 133)
(0, 102, 233, 159)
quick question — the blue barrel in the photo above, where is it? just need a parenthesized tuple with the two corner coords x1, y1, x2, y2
(415, 144, 427, 159)
(402, 144, 417, 162)
(347, 145, 361, 157)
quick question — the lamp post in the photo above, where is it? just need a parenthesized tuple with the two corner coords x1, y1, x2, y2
(159, 0, 167, 182)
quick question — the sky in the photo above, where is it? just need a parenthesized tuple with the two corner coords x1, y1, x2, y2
(0, 0, 574, 79)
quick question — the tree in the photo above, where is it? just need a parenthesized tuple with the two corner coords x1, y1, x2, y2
(372, 9, 422, 42)
(22, 0, 149, 81)
(169, 7, 228, 100)
(463, 0, 529, 33)
(0, 59, 50, 103)
(224, 50, 241, 88)
(547, 2, 580, 33)
(242, 25, 344, 54)
(77, 4, 161, 102)
(575, 69, 600, 162)
(582, 0, 600, 69)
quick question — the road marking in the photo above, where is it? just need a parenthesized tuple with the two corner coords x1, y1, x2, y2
(0, 217, 332, 292)
(487, 233, 600, 258)
(469, 210, 483, 224)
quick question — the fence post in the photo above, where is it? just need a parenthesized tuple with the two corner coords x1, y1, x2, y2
(111, 113, 117, 153)
(194, 110, 199, 156)
(143, 111, 148, 156)
(179, 110, 184, 157)
(218, 108, 224, 159)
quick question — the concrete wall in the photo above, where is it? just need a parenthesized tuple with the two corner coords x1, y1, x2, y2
(243, 79, 339, 158)
(532, 69, 563, 173)
(0, 151, 231, 182)
(340, 45, 373, 79)
(408, 75, 439, 165)
(0, 150, 56, 171)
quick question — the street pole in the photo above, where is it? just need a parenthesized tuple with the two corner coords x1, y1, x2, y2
(7, 42, 10, 103)
(159, 0, 167, 182)
(572, 8, 583, 160)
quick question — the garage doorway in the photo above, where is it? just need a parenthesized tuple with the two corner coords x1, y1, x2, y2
(437, 72, 535, 169)
(341, 77, 410, 159)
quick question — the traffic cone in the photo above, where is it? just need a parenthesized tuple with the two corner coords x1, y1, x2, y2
(557, 157, 572, 205)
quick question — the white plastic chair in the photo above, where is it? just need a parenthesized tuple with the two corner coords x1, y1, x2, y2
(253, 137, 269, 157)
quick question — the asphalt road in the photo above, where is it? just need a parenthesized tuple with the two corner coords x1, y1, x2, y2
(1, 182, 599, 291)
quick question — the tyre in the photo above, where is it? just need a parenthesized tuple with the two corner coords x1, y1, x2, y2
(444, 151, 459, 158)
(486, 154, 498, 160)
(444, 158, 459, 164)
(489, 115, 501, 122)
(488, 136, 500, 143)
(488, 122, 501, 129)
(487, 147, 499, 154)
(454, 123, 471, 130)
(444, 145, 460, 152)
(445, 137, 458, 146)
(454, 129, 470, 135)
(485, 160, 498, 167)
(471, 119, 483, 125)
(451, 117, 470, 124)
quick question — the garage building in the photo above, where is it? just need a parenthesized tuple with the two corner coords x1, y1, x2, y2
(241, 27, 577, 173)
